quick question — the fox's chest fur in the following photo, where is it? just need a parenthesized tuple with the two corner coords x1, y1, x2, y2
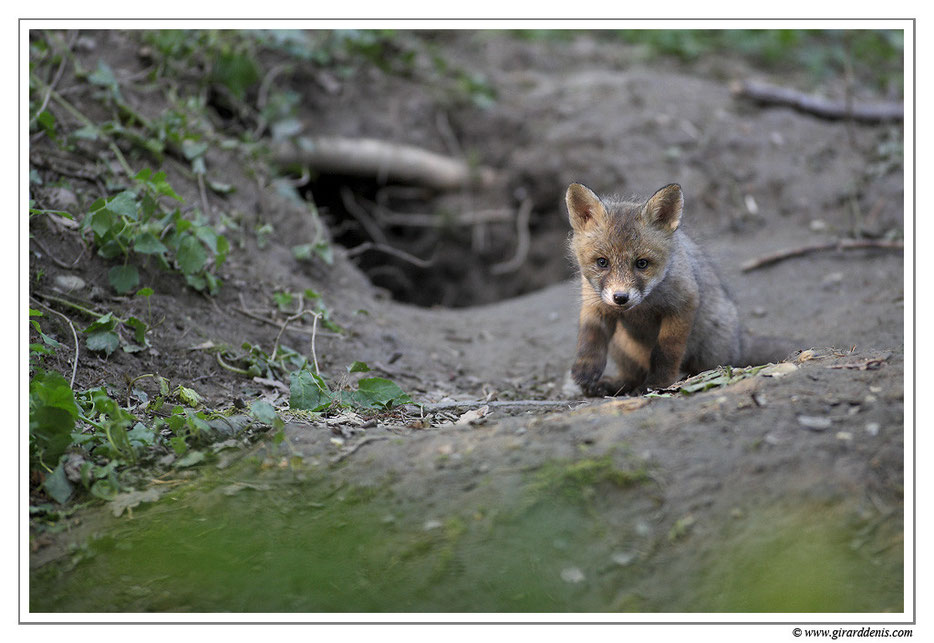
(567, 182, 742, 396)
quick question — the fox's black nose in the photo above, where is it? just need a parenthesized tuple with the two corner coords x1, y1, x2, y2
(613, 291, 629, 306)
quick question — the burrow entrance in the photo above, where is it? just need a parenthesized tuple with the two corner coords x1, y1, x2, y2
(303, 174, 573, 308)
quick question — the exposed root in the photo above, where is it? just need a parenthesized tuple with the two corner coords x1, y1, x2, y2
(272, 136, 497, 191)
(490, 198, 534, 275)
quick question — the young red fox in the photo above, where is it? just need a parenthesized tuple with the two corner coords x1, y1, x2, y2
(567, 182, 789, 396)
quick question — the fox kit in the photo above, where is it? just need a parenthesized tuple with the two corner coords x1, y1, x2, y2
(568, 182, 768, 396)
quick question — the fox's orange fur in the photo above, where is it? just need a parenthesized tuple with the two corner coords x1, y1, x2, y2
(567, 182, 783, 396)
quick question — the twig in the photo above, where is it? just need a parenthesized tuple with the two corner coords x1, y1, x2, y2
(255, 63, 291, 138)
(435, 110, 464, 158)
(340, 187, 387, 244)
(345, 241, 435, 268)
(271, 308, 319, 362)
(232, 299, 339, 338)
(330, 435, 389, 465)
(216, 352, 250, 376)
(411, 399, 586, 413)
(491, 198, 534, 275)
(373, 205, 513, 228)
(30, 296, 80, 389)
(741, 238, 903, 272)
(30, 236, 84, 270)
(731, 79, 903, 123)
(38, 78, 135, 176)
(197, 172, 210, 216)
(33, 291, 105, 319)
(310, 312, 321, 376)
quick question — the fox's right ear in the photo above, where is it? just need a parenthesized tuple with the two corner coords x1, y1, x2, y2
(566, 183, 606, 231)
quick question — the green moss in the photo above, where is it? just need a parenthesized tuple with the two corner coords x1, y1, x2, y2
(528, 454, 650, 503)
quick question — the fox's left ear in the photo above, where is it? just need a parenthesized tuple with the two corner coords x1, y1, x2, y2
(643, 184, 684, 232)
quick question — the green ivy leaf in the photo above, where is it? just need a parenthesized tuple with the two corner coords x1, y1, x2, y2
(176, 235, 207, 274)
(124, 316, 148, 346)
(108, 265, 140, 294)
(348, 377, 411, 410)
(133, 232, 168, 255)
(29, 370, 79, 420)
(347, 361, 370, 373)
(289, 369, 333, 412)
(83, 313, 120, 356)
(85, 330, 120, 356)
(84, 312, 116, 334)
(43, 462, 74, 504)
(36, 110, 57, 139)
(29, 370, 78, 469)
(88, 207, 115, 237)
(212, 52, 259, 100)
(250, 400, 283, 430)
(106, 191, 139, 219)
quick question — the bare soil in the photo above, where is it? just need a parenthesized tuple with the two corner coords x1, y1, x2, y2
(27, 30, 905, 613)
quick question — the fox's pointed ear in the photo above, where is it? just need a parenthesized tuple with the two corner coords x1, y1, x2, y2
(566, 183, 607, 231)
(643, 184, 683, 232)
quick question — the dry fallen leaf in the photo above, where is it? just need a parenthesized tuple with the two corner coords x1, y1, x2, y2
(455, 405, 490, 426)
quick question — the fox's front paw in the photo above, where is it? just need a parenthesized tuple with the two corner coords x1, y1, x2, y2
(572, 359, 606, 397)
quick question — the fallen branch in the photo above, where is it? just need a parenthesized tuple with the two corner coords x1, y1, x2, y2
(731, 79, 903, 123)
(741, 238, 903, 272)
(411, 399, 586, 413)
(272, 136, 497, 191)
(33, 291, 104, 319)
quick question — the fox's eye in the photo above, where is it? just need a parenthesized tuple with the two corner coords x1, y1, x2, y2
(634, 258, 649, 270)
(596, 257, 609, 269)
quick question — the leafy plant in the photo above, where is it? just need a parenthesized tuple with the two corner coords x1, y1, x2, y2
(29, 369, 79, 473)
(29, 309, 61, 366)
(82, 310, 150, 356)
(83, 168, 228, 294)
(288, 362, 411, 413)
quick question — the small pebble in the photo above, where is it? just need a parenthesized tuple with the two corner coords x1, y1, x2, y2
(836, 431, 853, 441)
(611, 551, 637, 566)
(560, 567, 585, 584)
(54, 274, 86, 292)
(865, 422, 881, 436)
(798, 415, 832, 431)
